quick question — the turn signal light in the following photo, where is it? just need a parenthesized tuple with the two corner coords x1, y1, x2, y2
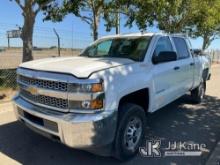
(90, 99, 103, 109)
(91, 83, 103, 92)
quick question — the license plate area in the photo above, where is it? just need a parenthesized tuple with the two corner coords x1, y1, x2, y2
(18, 107, 58, 133)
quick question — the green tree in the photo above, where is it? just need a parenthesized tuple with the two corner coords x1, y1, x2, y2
(111, 0, 193, 33)
(44, 0, 157, 40)
(121, 0, 220, 50)
(190, 0, 220, 50)
(104, 0, 155, 31)
(156, 0, 197, 33)
(10, 0, 55, 62)
(44, 0, 112, 41)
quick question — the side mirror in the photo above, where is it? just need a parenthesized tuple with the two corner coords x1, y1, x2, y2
(191, 49, 203, 56)
(153, 51, 177, 64)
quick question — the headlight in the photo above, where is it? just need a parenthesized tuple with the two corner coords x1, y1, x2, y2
(68, 80, 104, 112)
(68, 82, 103, 93)
(79, 83, 103, 93)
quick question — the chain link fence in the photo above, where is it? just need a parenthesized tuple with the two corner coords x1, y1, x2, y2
(208, 50, 220, 63)
(0, 22, 220, 102)
(0, 23, 95, 102)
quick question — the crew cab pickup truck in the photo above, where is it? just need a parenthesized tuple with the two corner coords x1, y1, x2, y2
(13, 33, 211, 160)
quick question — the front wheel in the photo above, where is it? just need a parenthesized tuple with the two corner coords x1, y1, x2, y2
(191, 81, 206, 104)
(113, 103, 146, 161)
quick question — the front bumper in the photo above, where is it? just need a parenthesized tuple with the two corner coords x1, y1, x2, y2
(13, 96, 117, 155)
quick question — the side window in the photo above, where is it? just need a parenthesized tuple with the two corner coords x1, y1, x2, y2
(172, 37, 190, 59)
(97, 40, 112, 56)
(84, 40, 112, 57)
(154, 37, 173, 56)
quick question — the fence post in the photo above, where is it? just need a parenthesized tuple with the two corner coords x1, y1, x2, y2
(7, 33, 10, 48)
(53, 28, 61, 57)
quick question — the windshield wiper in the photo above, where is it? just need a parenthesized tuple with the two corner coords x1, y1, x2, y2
(108, 55, 137, 61)
(80, 54, 137, 61)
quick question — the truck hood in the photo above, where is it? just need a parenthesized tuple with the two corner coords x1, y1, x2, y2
(20, 56, 134, 78)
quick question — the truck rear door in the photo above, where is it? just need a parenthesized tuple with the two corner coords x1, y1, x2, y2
(171, 37, 194, 93)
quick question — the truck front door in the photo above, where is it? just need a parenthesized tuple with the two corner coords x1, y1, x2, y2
(152, 36, 182, 111)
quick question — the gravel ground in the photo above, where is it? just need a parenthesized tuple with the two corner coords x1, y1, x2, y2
(0, 65, 219, 165)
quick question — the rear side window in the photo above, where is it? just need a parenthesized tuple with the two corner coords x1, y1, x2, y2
(172, 37, 190, 59)
(154, 37, 173, 56)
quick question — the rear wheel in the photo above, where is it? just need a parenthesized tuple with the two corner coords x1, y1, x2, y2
(113, 103, 146, 161)
(191, 80, 206, 104)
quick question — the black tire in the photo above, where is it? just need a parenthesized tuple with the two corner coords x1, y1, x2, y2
(113, 103, 146, 161)
(191, 80, 206, 104)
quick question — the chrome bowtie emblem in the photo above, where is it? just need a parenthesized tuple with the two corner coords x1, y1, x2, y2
(26, 86, 38, 95)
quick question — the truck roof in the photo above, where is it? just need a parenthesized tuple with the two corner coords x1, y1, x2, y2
(100, 32, 154, 39)
(99, 32, 187, 40)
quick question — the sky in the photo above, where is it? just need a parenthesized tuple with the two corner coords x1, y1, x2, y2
(0, 1, 219, 50)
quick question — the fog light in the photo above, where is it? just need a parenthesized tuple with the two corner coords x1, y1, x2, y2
(81, 100, 91, 109)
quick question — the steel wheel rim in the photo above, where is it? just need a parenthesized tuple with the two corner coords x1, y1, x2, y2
(123, 116, 143, 152)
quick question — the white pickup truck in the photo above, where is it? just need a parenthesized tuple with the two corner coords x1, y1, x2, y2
(13, 33, 211, 160)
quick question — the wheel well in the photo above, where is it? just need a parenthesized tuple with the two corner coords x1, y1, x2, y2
(119, 88, 149, 113)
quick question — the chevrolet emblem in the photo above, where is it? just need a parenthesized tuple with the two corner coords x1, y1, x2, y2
(26, 86, 38, 95)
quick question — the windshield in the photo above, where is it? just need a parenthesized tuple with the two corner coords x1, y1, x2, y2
(80, 36, 151, 61)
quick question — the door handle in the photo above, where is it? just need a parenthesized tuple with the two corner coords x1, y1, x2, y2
(174, 66, 180, 70)
(190, 62, 195, 66)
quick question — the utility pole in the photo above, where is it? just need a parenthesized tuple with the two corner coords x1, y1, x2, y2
(116, 11, 120, 34)
(53, 28, 60, 57)
(72, 21, 74, 56)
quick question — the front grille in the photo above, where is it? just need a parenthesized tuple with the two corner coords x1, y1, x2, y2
(20, 89, 68, 109)
(18, 75, 68, 92)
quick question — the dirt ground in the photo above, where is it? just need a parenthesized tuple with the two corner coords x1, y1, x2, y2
(0, 48, 81, 69)
(0, 88, 17, 103)
(0, 65, 219, 165)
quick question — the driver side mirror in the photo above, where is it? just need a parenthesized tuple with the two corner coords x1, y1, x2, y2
(153, 51, 177, 64)
(191, 49, 203, 56)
